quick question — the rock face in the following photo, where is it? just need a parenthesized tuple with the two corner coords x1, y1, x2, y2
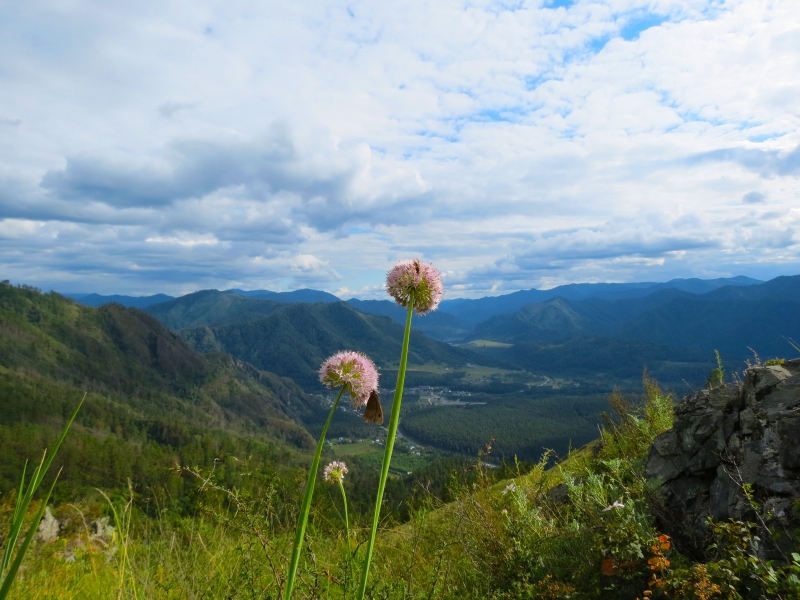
(645, 358, 800, 556)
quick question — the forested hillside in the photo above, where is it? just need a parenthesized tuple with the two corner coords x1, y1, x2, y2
(0, 282, 318, 504)
(169, 300, 490, 389)
(347, 298, 472, 342)
(145, 289, 286, 329)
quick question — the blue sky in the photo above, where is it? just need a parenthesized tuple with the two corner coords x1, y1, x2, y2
(0, 0, 799, 299)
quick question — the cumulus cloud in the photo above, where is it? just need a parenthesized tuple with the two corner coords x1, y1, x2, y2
(1, 0, 799, 296)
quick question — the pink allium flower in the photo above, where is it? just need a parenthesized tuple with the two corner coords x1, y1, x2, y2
(319, 351, 379, 407)
(386, 259, 443, 315)
(323, 461, 348, 483)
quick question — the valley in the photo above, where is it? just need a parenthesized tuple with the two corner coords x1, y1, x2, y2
(54, 274, 800, 475)
(2, 274, 799, 599)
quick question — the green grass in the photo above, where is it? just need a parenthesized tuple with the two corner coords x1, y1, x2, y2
(5, 376, 800, 599)
(331, 440, 381, 457)
(456, 339, 513, 349)
(399, 361, 539, 383)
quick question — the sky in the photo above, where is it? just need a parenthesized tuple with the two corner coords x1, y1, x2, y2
(1, 0, 799, 299)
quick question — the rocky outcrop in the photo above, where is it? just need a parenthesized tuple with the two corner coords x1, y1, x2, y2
(645, 358, 800, 556)
(36, 506, 60, 544)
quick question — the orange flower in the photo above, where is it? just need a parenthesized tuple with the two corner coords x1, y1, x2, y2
(601, 559, 618, 576)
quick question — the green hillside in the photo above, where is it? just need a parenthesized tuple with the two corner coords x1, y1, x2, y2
(401, 392, 609, 460)
(618, 297, 800, 359)
(465, 276, 800, 382)
(175, 300, 493, 390)
(347, 298, 473, 342)
(0, 282, 318, 502)
(145, 289, 285, 329)
(471, 297, 618, 343)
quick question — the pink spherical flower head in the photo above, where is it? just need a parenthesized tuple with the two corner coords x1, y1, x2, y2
(319, 351, 379, 408)
(323, 461, 348, 484)
(386, 259, 443, 315)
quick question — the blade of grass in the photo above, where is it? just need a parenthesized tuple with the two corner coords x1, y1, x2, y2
(0, 394, 84, 594)
(1, 454, 45, 580)
(0, 462, 28, 577)
(0, 470, 61, 600)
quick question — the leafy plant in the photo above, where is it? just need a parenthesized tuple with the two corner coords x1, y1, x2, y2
(706, 350, 725, 388)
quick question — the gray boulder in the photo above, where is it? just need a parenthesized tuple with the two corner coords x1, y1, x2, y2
(645, 358, 800, 556)
(90, 516, 116, 544)
(36, 506, 60, 544)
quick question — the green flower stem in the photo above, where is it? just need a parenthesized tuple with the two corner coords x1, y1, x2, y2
(338, 480, 351, 595)
(284, 386, 345, 600)
(357, 300, 414, 600)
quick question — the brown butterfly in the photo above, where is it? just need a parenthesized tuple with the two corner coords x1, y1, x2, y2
(363, 390, 384, 425)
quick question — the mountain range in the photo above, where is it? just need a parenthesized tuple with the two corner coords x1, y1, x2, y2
(0, 282, 323, 500)
(65, 288, 340, 309)
(61, 273, 800, 383)
(469, 275, 800, 361)
(144, 291, 487, 389)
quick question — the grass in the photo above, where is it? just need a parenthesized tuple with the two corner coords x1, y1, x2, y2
(332, 439, 438, 475)
(330, 440, 380, 457)
(6, 375, 800, 599)
(401, 361, 541, 383)
(455, 339, 513, 349)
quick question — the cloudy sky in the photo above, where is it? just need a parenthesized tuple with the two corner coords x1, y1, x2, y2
(1, 0, 799, 299)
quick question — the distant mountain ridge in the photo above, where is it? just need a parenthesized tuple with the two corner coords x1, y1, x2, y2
(146, 290, 285, 330)
(64, 275, 762, 328)
(66, 288, 340, 309)
(346, 298, 472, 342)
(141, 291, 496, 390)
(439, 276, 763, 324)
(65, 292, 176, 309)
(471, 275, 800, 364)
(228, 288, 340, 303)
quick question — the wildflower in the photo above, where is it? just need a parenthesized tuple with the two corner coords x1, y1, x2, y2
(357, 259, 444, 600)
(501, 509, 508, 515)
(286, 351, 378, 600)
(323, 461, 348, 484)
(601, 558, 618, 576)
(386, 259, 443, 315)
(319, 351, 379, 407)
(603, 500, 625, 511)
(502, 483, 516, 495)
(648, 556, 670, 571)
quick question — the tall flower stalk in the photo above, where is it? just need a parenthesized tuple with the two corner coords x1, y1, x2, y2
(357, 259, 442, 600)
(324, 461, 352, 593)
(285, 352, 378, 600)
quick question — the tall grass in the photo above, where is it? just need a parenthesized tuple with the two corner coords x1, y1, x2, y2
(0, 394, 83, 599)
(7, 375, 800, 599)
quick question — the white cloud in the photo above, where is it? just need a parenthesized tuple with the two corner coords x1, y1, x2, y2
(0, 0, 799, 296)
